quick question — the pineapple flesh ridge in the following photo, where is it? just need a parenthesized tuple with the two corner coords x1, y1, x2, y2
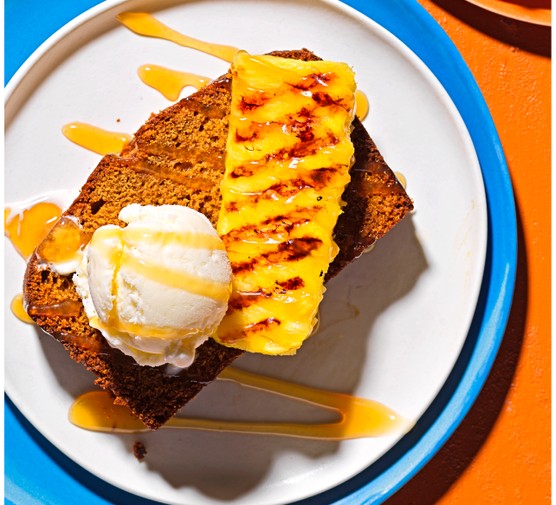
(215, 52, 356, 355)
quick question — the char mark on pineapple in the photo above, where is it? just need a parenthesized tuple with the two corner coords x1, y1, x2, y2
(231, 237, 323, 275)
(238, 93, 269, 112)
(229, 276, 305, 310)
(290, 72, 334, 90)
(219, 317, 282, 344)
(221, 208, 319, 246)
(228, 133, 340, 179)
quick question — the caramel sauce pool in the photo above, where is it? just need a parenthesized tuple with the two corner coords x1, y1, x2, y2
(395, 171, 407, 189)
(138, 64, 210, 101)
(62, 122, 132, 155)
(355, 90, 369, 121)
(70, 367, 408, 439)
(11, 295, 34, 324)
(5, 201, 89, 323)
(5, 201, 62, 259)
(36, 216, 90, 265)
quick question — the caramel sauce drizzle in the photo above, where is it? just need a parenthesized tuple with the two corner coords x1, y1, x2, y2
(11, 294, 34, 324)
(355, 90, 369, 121)
(125, 228, 225, 250)
(62, 122, 132, 155)
(125, 254, 230, 302)
(5, 201, 62, 259)
(91, 225, 230, 306)
(132, 162, 216, 192)
(12, 296, 82, 327)
(55, 330, 106, 354)
(36, 216, 90, 266)
(6, 202, 87, 324)
(70, 367, 409, 439)
(27, 299, 83, 318)
(117, 12, 239, 62)
(138, 64, 210, 101)
(395, 171, 407, 189)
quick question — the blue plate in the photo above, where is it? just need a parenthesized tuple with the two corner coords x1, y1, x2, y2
(5, 0, 516, 503)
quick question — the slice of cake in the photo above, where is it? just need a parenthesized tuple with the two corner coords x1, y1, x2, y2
(23, 49, 413, 429)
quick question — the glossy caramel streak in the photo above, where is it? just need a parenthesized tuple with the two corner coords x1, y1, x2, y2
(117, 12, 239, 62)
(62, 122, 132, 155)
(125, 228, 225, 251)
(124, 253, 230, 302)
(231, 237, 323, 275)
(131, 161, 215, 192)
(138, 64, 210, 101)
(36, 216, 90, 265)
(107, 230, 124, 330)
(69, 367, 409, 439)
(134, 140, 226, 168)
(27, 299, 83, 318)
(55, 330, 106, 355)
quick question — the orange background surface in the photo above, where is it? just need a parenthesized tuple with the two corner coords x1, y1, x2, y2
(386, 1, 551, 503)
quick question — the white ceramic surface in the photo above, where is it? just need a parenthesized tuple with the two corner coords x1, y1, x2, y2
(5, 1, 487, 504)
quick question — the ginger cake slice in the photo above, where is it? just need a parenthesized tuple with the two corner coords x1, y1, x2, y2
(23, 49, 413, 429)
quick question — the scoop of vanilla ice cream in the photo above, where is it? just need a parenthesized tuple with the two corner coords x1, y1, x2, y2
(73, 204, 232, 368)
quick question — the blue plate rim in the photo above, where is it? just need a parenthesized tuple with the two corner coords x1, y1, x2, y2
(5, 0, 517, 504)
(326, 1, 517, 503)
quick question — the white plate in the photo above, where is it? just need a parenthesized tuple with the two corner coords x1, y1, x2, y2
(5, 0, 487, 504)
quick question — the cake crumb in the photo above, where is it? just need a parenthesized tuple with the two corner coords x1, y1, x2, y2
(133, 441, 147, 461)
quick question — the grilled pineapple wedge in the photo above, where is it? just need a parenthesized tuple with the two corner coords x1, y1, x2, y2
(215, 52, 356, 354)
